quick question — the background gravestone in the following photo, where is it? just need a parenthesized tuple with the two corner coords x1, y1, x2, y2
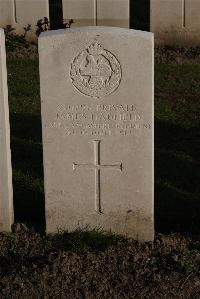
(39, 27, 154, 241)
(96, 0, 129, 28)
(62, 0, 129, 28)
(62, 0, 96, 26)
(185, 0, 200, 30)
(14, 0, 49, 41)
(151, 0, 200, 45)
(0, 29, 13, 232)
(0, 0, 15, 28)
(0, 0, 49, 41)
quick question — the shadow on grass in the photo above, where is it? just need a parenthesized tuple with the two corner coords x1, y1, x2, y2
(155, 119, 200, 233)
(10, 113, 42, 142)
(10, 113, 45, 231)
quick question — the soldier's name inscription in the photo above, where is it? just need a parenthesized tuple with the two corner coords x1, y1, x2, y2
(47, 103, 152, 136)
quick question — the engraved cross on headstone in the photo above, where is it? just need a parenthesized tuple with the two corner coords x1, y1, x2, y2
(73, 140, 123, 213)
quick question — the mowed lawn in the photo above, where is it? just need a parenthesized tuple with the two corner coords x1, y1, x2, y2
(7, 58, 200, 233)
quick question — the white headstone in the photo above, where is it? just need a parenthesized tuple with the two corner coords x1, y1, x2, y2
(97, 0, 129, 28)
(151, 0, 200, 45)
(39, 27, 154, 241)
(62, 0, 129, 28)
(62, 0, 96, 26)
(0, 29, 13, 232)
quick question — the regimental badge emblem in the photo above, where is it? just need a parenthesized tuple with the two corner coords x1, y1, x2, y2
(70, 42, 122, 98)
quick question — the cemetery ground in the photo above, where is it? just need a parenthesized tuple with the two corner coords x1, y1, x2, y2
(0, 45, 200, 297)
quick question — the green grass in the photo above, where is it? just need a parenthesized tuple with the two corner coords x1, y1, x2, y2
(155, 64, 200, 128)
(7, 58, 200, 233)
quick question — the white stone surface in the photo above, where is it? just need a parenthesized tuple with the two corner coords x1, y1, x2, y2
(39, 27, 154, 241)
(0, 29, 13, 232)
(185, 0, 200, 30)
(97, 0, 129, 28)
(151, 0, 200, 45)
(62, 0, 129, 28)
(0, 0, 15, 28)
(151, 0, 183, 31)
(62, 0, 96, 26)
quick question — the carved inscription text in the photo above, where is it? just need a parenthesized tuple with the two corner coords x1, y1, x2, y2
(47, 103, 152, 137)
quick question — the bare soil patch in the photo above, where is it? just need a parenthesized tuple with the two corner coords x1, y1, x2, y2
(0, 227, 200, 298)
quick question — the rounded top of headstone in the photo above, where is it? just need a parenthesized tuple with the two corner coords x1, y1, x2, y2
(39, 26, 154, 41)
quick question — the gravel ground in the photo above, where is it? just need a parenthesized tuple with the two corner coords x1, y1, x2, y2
(0, 227, 200, 298)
